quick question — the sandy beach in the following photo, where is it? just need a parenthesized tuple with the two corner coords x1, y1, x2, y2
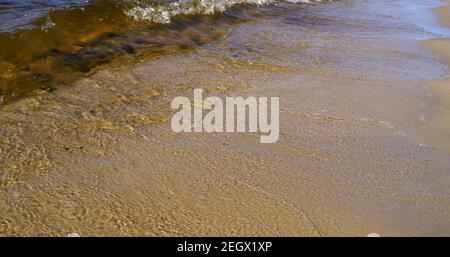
(0, 0, 450, 236)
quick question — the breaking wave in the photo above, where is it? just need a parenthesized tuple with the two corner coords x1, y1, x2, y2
(125, 0, 317, 24)
(0, 0, 328, 105)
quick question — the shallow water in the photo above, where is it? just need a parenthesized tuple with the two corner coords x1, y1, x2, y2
(0, 0, 449, 236)
(0, 0, 90, 33)
(0, 0, 320, 104)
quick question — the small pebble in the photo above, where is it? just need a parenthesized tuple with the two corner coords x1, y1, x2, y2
(367, 233, 381, 237)
(67, 233, 80, 237)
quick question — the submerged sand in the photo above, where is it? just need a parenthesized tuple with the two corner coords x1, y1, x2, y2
(0, 0, 450, 236)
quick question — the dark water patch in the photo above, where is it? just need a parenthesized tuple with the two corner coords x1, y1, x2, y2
(0, 0, 326, 105)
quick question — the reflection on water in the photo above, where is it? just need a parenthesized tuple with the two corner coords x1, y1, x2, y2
(0, 0, 90, 33)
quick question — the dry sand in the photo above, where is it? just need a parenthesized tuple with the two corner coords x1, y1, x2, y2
(0, 0, 450, 236)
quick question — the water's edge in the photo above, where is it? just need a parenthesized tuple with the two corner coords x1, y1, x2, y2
(410, 0, 450, 154)
(1, 0, 450, 236)
(0, 0, 324, 105)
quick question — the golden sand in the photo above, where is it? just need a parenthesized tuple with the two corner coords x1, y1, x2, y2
(1, 0, 450, 236)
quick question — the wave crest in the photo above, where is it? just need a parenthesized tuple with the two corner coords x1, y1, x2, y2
(125, 0, 314, 24)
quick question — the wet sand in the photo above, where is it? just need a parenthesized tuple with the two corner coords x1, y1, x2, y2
(434, 0, 450, 28)
(1, 0, 450, 236)
(412, 0, 450, 154)
(413, 40, 450, 154)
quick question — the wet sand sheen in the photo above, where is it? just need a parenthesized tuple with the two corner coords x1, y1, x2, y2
(1, 0, 450, 236)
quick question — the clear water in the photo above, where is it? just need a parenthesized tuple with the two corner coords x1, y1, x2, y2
(0, 0, 318, 104)
(0, 0, 91, 33)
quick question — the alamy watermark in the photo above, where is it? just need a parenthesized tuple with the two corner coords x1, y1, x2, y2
(171, 89, 280, 143)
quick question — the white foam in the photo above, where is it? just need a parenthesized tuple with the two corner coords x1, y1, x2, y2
(125, 0, 316, 24)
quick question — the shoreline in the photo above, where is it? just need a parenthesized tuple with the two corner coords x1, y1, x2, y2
(412, 0, 450, 154)
(1, 0, 450, 236)
(433, 0, 450, 29)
